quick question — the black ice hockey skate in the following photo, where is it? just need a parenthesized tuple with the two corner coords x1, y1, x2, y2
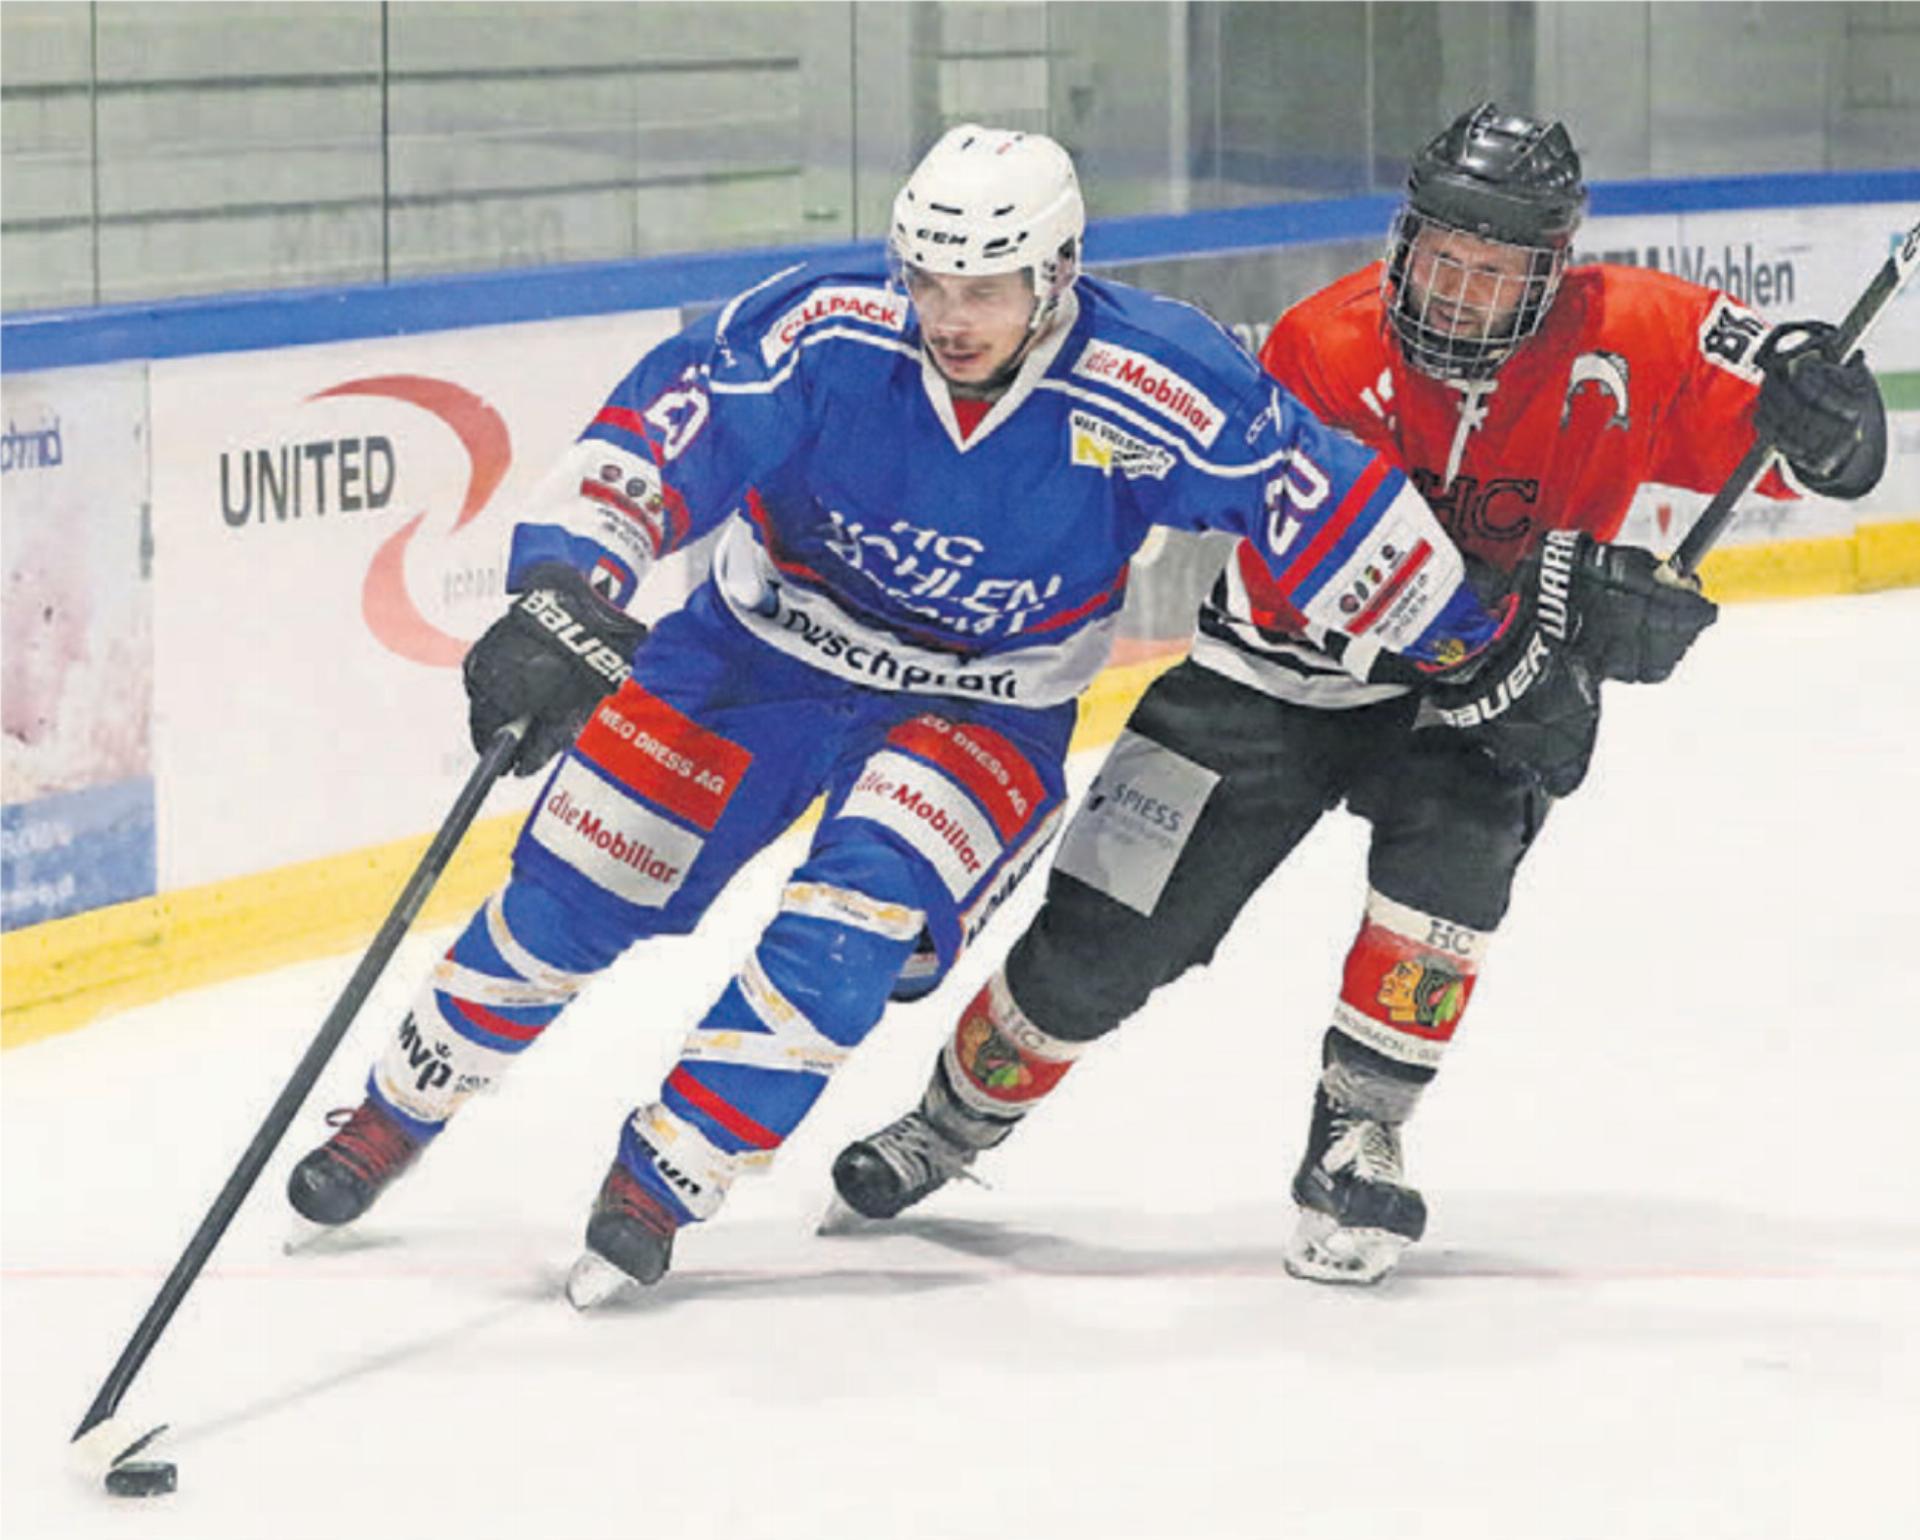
(831, 1112, 976, 1221)
(829, 1061, 1016, 1223)
(287, 1099, 424, 1226)
(1284, 1083, 1428, 1285)
(564, 1161, 680, 1309)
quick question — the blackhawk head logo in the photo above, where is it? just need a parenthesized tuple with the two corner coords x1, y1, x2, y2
(1377, 958, 1466, 1029)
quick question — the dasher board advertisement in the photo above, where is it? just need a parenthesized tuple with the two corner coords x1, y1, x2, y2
(1, 362, 155, 929)
(148, 311, 681, 891)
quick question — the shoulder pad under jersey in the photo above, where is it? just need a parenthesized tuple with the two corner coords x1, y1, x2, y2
(710, 262, 914, 382)
(1057, 275, 1270, 452)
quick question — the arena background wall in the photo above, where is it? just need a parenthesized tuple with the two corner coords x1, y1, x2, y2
(4, 173, 1917, 1047)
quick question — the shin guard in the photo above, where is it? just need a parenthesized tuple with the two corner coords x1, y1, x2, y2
(634, 872, 926, 1222)
(939, 968, 1093, 1129)
(369, 887, 597, 1137)
(1330, 888, 1489, 1078)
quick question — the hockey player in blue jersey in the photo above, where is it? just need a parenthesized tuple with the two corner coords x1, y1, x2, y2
(287, 123, 1611, 1305)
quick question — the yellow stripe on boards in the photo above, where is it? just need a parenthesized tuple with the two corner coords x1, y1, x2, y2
(1856, 520, 1920, 592)
(1, 814, 523, 1049)
(1697, 519, 1920, 600)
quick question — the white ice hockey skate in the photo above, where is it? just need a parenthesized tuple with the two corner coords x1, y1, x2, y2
(1284, 1085, 1427, 1286)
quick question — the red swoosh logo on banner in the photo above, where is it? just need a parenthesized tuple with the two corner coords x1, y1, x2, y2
(308, 375, 510, 667)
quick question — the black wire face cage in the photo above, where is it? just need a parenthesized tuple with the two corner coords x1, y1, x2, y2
(1382, 209, 1569, 381)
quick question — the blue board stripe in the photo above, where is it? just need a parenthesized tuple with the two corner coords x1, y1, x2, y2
(6, 169, 1915, 374)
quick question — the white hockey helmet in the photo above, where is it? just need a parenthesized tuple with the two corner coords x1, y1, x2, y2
(889, 123, 1085, 331)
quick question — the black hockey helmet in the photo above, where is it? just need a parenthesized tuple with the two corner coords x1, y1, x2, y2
(1383, 102, 1588, 379)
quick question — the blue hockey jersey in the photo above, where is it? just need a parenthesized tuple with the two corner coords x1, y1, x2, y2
(507, 262, 1500, 706)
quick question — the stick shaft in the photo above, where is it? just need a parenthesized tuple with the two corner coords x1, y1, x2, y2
(72, 720, 525, 1442)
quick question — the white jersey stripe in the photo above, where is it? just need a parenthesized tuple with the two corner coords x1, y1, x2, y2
(1189, 627, 1410, 710)
(713, 262, 806, 352)
(710, 325, 921, 397)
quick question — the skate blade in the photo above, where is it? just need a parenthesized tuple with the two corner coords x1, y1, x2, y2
(283, 1215, 338, 1255)
(564, 1249, 642, 1311)
(1282, 1209, 1409, 1286)
(815, 1195, 884, 1236)
(282, 1215, 385, 1256)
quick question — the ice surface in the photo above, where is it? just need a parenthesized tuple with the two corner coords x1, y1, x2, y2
(5, 592, 1918, 1539)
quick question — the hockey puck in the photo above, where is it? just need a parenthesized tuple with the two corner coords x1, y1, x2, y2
(105, 1460, 177, 1498)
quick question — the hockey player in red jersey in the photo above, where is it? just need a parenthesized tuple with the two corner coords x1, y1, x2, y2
(830, 103, 1887, 1283)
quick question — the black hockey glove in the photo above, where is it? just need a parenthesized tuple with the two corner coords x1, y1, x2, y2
(1420, 530, 1601, 797)
(1754, 321, 1888, 499)
(1561, 537, 1718, 684)
(463, 562, 648, 776)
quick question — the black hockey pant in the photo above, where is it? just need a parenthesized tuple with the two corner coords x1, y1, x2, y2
(1008, 659, 1552, 1044)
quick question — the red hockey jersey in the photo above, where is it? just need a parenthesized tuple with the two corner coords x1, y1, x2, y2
(1196, 262, 1791, 707)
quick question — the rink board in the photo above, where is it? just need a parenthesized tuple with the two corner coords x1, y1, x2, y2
(5, 173, 1918, 1044)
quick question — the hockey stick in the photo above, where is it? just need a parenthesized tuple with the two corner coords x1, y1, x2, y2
(69, 716, 529, 1492)
(1669, 215, 1920, 578)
